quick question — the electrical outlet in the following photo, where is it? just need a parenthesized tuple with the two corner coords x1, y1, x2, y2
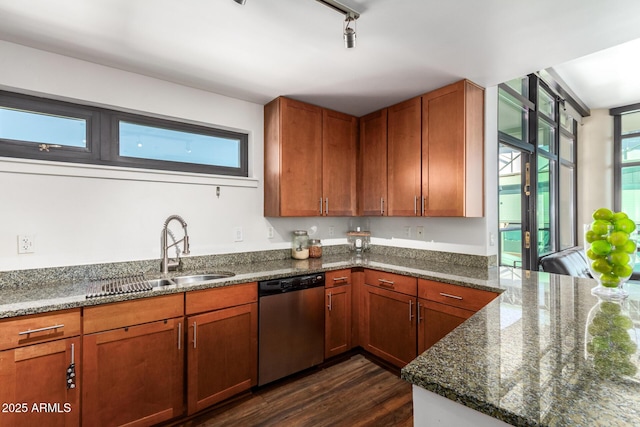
(267, 226, 274, 239)
(489, 232, 496, 246)
(416, 226, 424, 238)
(18, 235, 35, 254)
(328, 226, 335, 237)
(234, 227, 243, 242)
(404, 226, 412, 238)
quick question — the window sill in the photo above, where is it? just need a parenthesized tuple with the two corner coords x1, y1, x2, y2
(0, 156, 259, 188)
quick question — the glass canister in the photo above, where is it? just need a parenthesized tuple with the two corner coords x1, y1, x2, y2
(291, 230, 310, 260)
(309, 239, 323, 258)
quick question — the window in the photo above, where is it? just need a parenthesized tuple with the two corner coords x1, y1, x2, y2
(498, 75, 579, 270)
(0, 90, 249, 177)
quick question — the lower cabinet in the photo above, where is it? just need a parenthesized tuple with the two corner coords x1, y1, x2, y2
(0, 337, 81, 427)
(418, 299, 473, 353)
(325, 270, 352, 359)
(417, 279, 498, 353)
(185, 283, 258, 415)
(363, 285, 417, 367)
(0, 308, 81, 427)
(82, 294, 184, 427)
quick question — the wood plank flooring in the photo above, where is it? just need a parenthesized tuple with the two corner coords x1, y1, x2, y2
(176, 354, 413, 427)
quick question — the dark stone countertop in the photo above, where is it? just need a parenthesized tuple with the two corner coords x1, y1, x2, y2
(401, 268, 640, 426)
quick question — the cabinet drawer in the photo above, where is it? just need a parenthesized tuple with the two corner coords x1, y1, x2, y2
(84, 293, 184, 334)
(325, 269, 351, 288)
(186, 282, 257, 315)
(418, 279, 498, 312)
(0, 309, 81, 351)
(364, 269, 417, 296)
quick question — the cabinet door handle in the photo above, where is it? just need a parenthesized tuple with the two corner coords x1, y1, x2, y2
(414, 196, 418, 216)
(378, 278, 395, 287)
(177, 322, 182, 350)
(380, 197, 384, 215)
(193, 321, 197, 349)
(325, 198, 329, 215)
(409, 300, 414, 322)
(327, 292, 332, 311)
(440, 292, 463, 300)
(319, 198, 323, 215)
(421, 196, 425, 216)
(417, 302, 423, 323)
(18, 324, 64, 336)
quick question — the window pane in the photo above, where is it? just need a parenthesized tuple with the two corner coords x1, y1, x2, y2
(0, 106, 86, 148)
(119, 121, 241, 168)
(538, 156, 554, 255)
(499, 89, 529, 141)
(621, 165, 640, 221)
(560, 134, 574, 163)
(621, 135, 640, 164)
(560, 111, 575, 134)
(538, 119, 555, 153)
(621, 110, 640, 135)
(505, 77, 529, 97)
(559, 164, 575, 250)
(538, 88, 555, 118)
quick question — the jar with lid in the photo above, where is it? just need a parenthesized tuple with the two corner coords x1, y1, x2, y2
(309, 239, 322, 258)
(291, 230, 309, 259)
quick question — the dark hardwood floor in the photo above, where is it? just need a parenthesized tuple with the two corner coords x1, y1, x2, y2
(175, 354, 413, 427)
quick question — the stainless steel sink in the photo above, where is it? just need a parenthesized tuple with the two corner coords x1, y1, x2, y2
(147, 278, 177, 287)
(171, 272, 235, 286)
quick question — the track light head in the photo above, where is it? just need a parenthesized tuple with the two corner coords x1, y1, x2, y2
(233, 0, 246, 4)
(343, 16, 356, 48)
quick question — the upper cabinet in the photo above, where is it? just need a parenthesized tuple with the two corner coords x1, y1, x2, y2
(359, 109, 388, 216)
(265, 79, 484, 218)
(422, 80, 484, 217)
(387, 97, 422, 216)
(264, 97, 357, 217)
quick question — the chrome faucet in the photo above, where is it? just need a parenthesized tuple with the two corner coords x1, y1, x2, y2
(161, 215, 190, 273)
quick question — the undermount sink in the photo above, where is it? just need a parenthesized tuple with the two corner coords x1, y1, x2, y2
(171, 272, 235, 286)
(147, 278, 177, 288)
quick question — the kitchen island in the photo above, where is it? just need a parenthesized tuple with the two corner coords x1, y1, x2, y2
(402, 268, 640, 426)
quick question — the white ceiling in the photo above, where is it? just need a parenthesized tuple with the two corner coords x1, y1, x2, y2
(1, 0, 640, 116)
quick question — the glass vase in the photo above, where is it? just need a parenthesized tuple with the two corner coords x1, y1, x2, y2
(584, 224, 637, 300)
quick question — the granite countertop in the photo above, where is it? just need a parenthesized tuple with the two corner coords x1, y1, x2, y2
(0, 250, 496, 319)
(402, 268, 640, 426)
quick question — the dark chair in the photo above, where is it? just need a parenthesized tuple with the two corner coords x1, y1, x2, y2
(539, 247, 591, 278)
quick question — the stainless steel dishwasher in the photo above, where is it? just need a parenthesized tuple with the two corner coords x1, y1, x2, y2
(258, 273, 325, 386)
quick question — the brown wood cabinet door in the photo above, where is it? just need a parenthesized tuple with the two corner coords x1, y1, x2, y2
(422, 80, 484, 217)
(0, 337, 80, 427)
(187, 303, 257, 415)
(363, 285, 417, 367)
(82, 318, 184, 427)
(418, 299, 473, 353)
(359, 109, 388, 216)
(279, 97, 324, 216)
(325, 285, 352, 359)
(388, 97, 422, 216)
(323, 109, 357, 216)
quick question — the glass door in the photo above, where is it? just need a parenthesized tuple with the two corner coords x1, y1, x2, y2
(499, 144, 532, 268)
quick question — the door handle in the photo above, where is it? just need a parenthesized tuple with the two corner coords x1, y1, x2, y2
(177, 322, 182, 350)
(327, 292, 332, 311)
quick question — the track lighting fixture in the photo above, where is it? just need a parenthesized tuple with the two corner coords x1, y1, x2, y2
(343, 14, 356, 48)
(233, 0, 246, 5)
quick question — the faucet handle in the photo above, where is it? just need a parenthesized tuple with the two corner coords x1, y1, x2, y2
(183, 235, 190, 255)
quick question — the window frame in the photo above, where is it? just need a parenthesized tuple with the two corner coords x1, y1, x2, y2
(0, 90, 249, 177)
(611, 103, 640, 213)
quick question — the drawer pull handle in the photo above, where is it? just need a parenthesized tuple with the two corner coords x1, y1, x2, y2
(332, 276, 348, 282)
(18, 324, 64, 336)
(378, 279, 395, 287)
(440, 292, 463, 300)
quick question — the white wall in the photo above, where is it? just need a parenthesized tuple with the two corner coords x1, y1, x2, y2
(577, 108, 614, 244)
(0, 41, 495, 271)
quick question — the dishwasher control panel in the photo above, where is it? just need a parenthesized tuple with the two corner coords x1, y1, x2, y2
(258, 273, 325, 296)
